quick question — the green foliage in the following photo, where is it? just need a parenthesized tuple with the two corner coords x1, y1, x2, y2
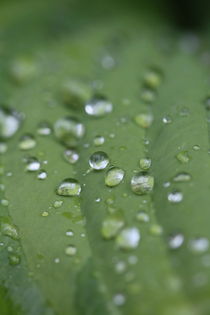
(1, 0, 210, 314)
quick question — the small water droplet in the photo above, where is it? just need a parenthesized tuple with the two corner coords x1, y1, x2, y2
(1, 199, 9, 207)
(89, 151, 109, 170)
(139, 158, 151, 170)
(162, 115, 172, 124)
(53, 200, 63, 208)
(1, 220, 19, 240)
(128, 255, 138, 265)
(168, 233, 184, 249)
(54, 117, 85, 147)
(101, 55, 116, 70)
(85, 97, 113, 117)
(173, 172, 191, 182)
(19, 134, 36, 150)
(41, 211, 49, 217)
(56, 178, 81, 196)
(62, 80, 91, 109)
(134, 113, 153, 128)
(66, 230, 74, 237)
(63, 149, 79, 164)
(189, 237, 209, 253)
(149, 224, 163, 236)
(0, 142, 7, 154)
(25, 157, 40, 172)
(9, 254, 21, 265)
(116, 227, 140, 249)
(192, 145, 200, 151)
(136, 211, 150, 223)
(113, 293, 126, 306)
(37, 122, 52, 136)
(101, 215, 124, 239)
(37, 170, 47, 180)
(0, 106, 21, 139)
(10, 58, 37, 83)
(141, 89, 156, 103)
(131, 172, 154, 195)
(176, 151, 190, 163)
(168, 191, 183, 203)
(115, 261, 126, 273)
(143, 69, 162, 89)
(65, 245, 77, 256)
(54, 257, 60, 264)
(105, 167, 125, 187)
(93, 135, 105, 146)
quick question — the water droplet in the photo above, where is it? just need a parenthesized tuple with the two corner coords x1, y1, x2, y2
(113, 294, 126, 306)
(136, 211, 150, 223)
(37, 122, 52, 136)
(0, 142, 7, 154)
(168, 191, 183, 203)
(62, 80, 91, 109)
(173, 172, 191, 182)
(162, 115, 172, 124)
(9, 254, 21, 265)
(56, 178, 81, 196)
(10, 58, 37, 83)
(66, 230, 74, 237)
(101, 55, 116, 70)
(115, 261, 126, 273)
(131, 172, 154, 195)
(37, 170, 47, 180)
(141, 89, 156, 103)
(176, 151, 190, 163)
(192, 145, 200, 151)
(93, 135, 105, 146)
(53, 200, 63, 208)
(1, 220, 19, 240)
(85, 97, 113, 117)
(189, 237, 209, 253)
(89, 151, 109, 170)
(41, 211, 49, 217)
(116, 227, 140, 249)
(19, 134, 36, 150)
(0, 106, 21, 139)
(149, 224, 163, 236)
(1, 199, 9, 207)
(54, 257, 60, 264)
(105, 167, 125, 187)
(134, 113, 153, 128)
(54, 117, 85, 147)
(143, 69, 162, 89)
(63, 149, 79, 164)
(139, 158, 151, 170)
(168, 233, 184, 249)
(128, 255, 138, 265)
(25, 157, 40, 172)
(101, 215, 124, 239)
(65, 245, 77, 256)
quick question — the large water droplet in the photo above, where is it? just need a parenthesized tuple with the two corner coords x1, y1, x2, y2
(54, 117, 85, 147)
(168, 191, 183, 203)
(85, 97, 113, 117)
(134, 113, 153, 128)
(19, 134, 36, 150)
(168, 233, 184, 249)
(116, 227, 140, 249)
(56, 178, 81, 196)
(101, 215, 124, 239)
(131, 172, 154, 195)
(63, 149, 79, 164)
(173, 172, 191, 182)
(0, 106, 21, 139)
(25, 157, 40, 172)
(105, 167, 125, 187)
(89, 151, 109, 170)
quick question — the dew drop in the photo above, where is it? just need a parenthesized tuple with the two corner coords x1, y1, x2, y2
(141, 89, 156, 103)
(143, 69, 162, 89)
(63, 149, 79, 164)
(176, 151, 190, 164)
(66, 230, 74, 237)
(131, 172, 154, 195)
(25, 157, 40, 172)
(41, 211, 49, 217)
(113, 294, 126, 306)
(139, 158, 151, 170)
(1, 199, 9, 207)
(37, 122, 52, 136)
(101, 215, 124, 239)
(37, 170, 47, 180)
(0, 106, 21, 139)
(101, 55, 116, 70)
(173, 172, 191, 182)
(168, 233, 184, 249)
(192, 145, 200, 151)
(149, 224, 163, 236)
(105, 167, 125, 187)
(116, 227, 140, 249)
(93, 135, 105, 146)
(53, 200, 63, 208)
(19, 134, 36, 150)
(65, 245, 77, 256)
(56, 178, 81, 196)
(9, 254, 21, 265)
(54, 117, 85, 147)
(134, 113, 153, 128)
(89, 151, 109, 170)
(136, 211, 150, 223)
(189, 237, 209, 254)
(1, 220, 19, 240)
(168, 191, 183, 203)
(115, 261, 126, 273)
(85, 97, 113, 117)
(162, 115, 172, 124)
